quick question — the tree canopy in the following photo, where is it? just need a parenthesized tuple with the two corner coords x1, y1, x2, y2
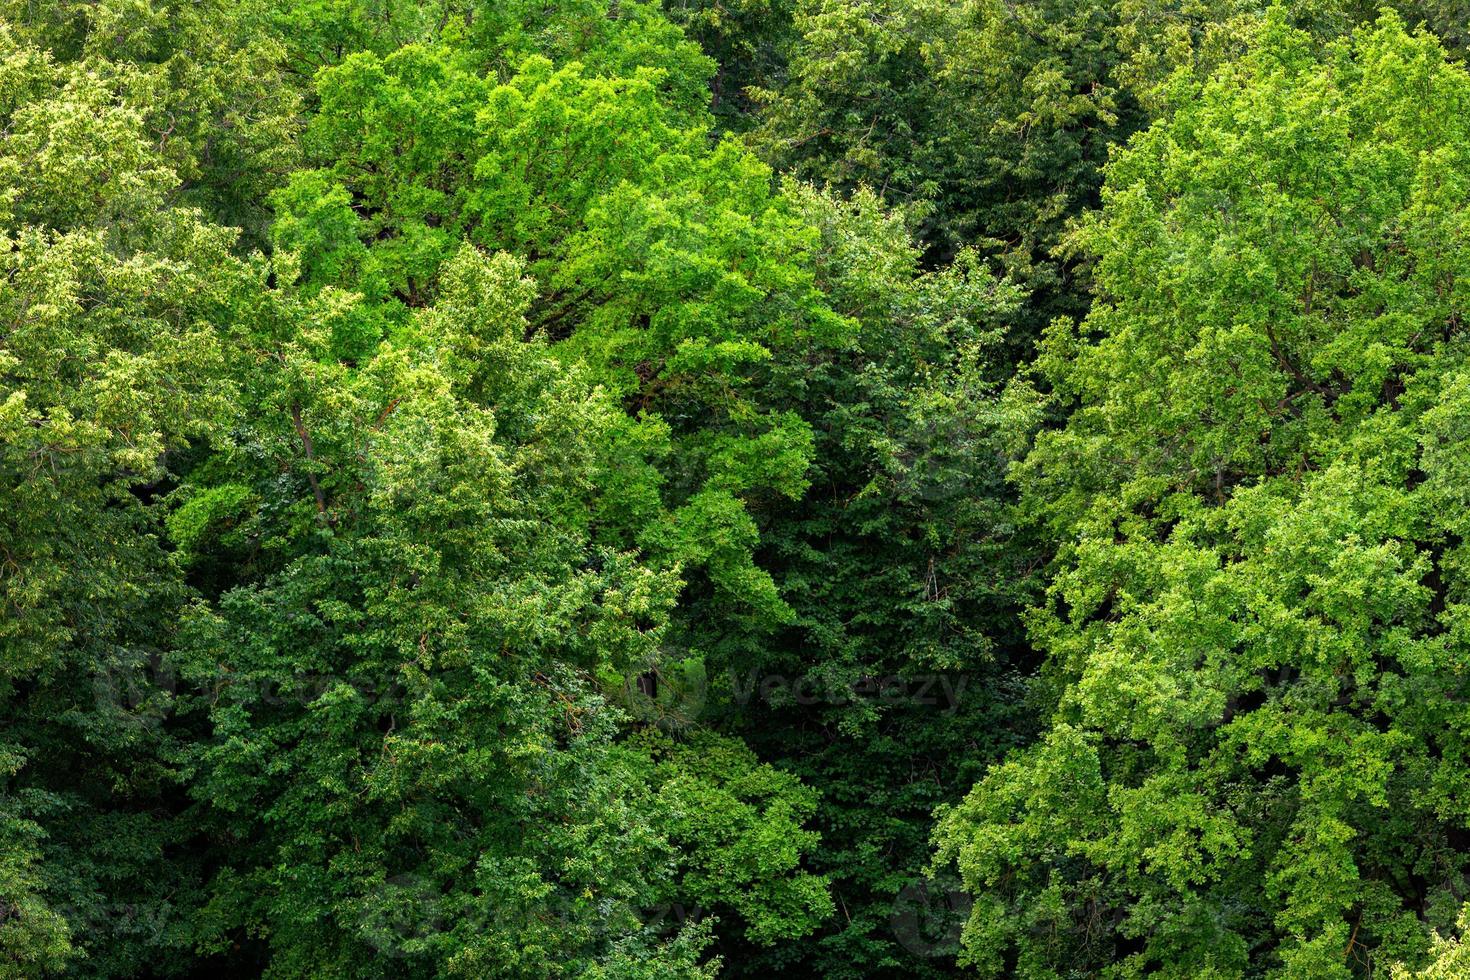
(3, 2, 1470, 978)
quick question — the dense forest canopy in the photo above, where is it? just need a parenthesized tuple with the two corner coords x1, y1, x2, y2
(3, 1, 1470, 978)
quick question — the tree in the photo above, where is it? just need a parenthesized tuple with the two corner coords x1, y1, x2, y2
(747, 0, 1470, 345)
(691, 186, 1042, 978)
(0, 0, 302, 240)
(0, 27, 254, 975)
(271, 28, 853, 656)
(1393, 907, 1470, 979)
(171, 244, 829, 977)
(661, 0, 797, 123)
(935, 14, 1470, 977)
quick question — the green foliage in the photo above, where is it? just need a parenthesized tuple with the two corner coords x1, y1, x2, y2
(634, 730, 834, 944)
(745, 0, 1470, 343)
(0, 0, 302, 238)
(0, 742, 70, 979)
(935, 13, 1470, 977)
(169, 238, 830, 975)
(281, 32, 852, 632)
(10, 1, 1470, 978)
(690, 184, 1042, 978)
(1393, 907, 1470, 978)
(662, 0, 797, 122)
(0, 22, 263, 975)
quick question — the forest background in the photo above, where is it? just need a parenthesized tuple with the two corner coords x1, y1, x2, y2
(5, 1, 1470, 977)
